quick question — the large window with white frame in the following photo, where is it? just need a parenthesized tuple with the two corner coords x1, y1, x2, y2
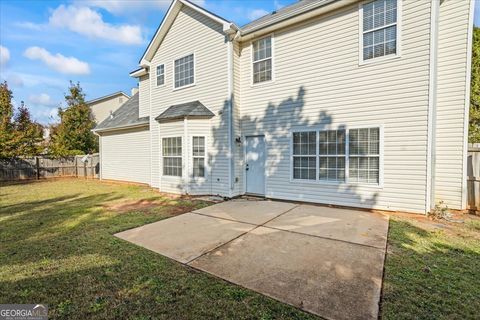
(162, 137, 182, 177)
(292, 127, 381, 184)
(156, 64, 165, 86)
(192, 136, 206, 178)
(252, 36, 272, 84)
(361, 0, 398, 61)
(174, 54, 194, 89)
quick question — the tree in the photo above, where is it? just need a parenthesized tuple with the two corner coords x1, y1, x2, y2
(469, 26, 480, 143)
(13, 102, 44, 156)
(0, 81, 17, 157)
(49, 81, 98, 156)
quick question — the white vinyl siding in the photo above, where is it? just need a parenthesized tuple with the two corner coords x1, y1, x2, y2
(138, 74, 150, 118)
(239, 0, 431, 213)
(100, 127, 150, 184)
(434, 0, 473, 209)
(174, 54, 194, 88)
(149, 5, 229, 195)
(252, 36, 273, 84)
(361, 0, 398, 61)
(162, 137, 182, 177)
(156, 64, 165, 86)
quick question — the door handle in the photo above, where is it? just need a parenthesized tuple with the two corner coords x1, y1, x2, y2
(246, 164, 249, 171)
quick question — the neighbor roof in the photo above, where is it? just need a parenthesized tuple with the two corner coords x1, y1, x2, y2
(241, 0, 338, 35)
(94, 93, 149, 132)
(155, 101, 215, 122)
(86, 91, 129, 105)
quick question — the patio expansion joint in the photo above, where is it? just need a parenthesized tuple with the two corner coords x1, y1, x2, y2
(185, 204, 301, 265)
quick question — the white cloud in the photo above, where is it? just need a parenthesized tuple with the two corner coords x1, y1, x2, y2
(248, 9, 269, 21)
(15, 21, 44, 30)
(6, 74, 24, 87)
(274, 0, 285, 11)
(29, 93, 57, 107)
(81, 0, 205, 15)
(0, 46, 10, 66)
(24, 47, 90, 75)
(49, 5, 143, 45)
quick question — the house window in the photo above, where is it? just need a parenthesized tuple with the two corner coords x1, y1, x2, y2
(292, 131, 317, 180)
(192, 136, 205, 178)
(319, 130, 346, 181)
(174, 54, 194, 88)
(349, 128, 380, 183)
(362, 0, 397, 61)
(162, 137, 182, 177)
(156, 64, 165, 86)
(252, 36, 272, 84)
(292, 127, 381, 184)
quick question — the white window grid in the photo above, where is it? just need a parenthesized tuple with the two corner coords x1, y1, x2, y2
(319, 130, 346, 182)
(292, 131, 317, 180)
(156, 64, 165, 86)
(162, 137, 182, 177)
(174, 54, 194, 88)
(362, 0, 398, 60)
(252, 36, 272, 84)
(291, 127, 381, 185)
(192, 136, 205, 178)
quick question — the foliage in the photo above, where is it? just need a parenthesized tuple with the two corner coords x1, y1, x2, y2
(0, 81, 16, 157)
(469, 27, 480, 142)
(0, 82, 44, 157)
(49, 81, 98, 156)
(428, 200, 451, 220)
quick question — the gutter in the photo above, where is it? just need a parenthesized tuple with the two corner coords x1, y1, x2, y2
(92, 122, 149, 134)
(426, 0, 440, 214)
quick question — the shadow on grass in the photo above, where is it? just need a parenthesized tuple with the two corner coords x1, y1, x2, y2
(381, 219, 480, 319)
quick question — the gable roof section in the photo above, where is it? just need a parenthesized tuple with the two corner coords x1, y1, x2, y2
(86, 91, 129, 105)
(139, 0, 237, 65)
(241, 0, 340, 37)
(94, 93, 149, 132)
(155, 101, 215, 122)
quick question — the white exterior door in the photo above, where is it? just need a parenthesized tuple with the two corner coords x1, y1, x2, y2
(245, 136, 266, 195)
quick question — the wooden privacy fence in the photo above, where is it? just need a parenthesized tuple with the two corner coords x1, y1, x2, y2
(0, 154, 99, 182)
(467, 143, 480, 213)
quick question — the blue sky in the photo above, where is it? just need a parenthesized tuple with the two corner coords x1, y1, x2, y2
(0, 0, 479, 124)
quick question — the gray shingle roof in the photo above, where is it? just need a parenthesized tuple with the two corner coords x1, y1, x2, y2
(155, 101, 215, 122)
(241, 0, 337, 35)
(94, 93, 149, 131)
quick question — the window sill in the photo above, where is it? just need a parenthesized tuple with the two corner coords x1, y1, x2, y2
(290, 178, 383, 189)
(359, 53, 401, 66)
(250, 79, 274, 88)
(172, 83, 196, 92)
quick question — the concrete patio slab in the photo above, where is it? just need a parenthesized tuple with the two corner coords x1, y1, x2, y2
(189, 226, 385, 320)
(115, 213, 255, 263)
(193, 199, 297, 225)
(265, 205, 389, 249)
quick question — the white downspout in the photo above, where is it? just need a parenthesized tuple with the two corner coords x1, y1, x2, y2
(227, 33, 236, 198)
(426, 0, 439, 214)
(93, 131, 102, 180)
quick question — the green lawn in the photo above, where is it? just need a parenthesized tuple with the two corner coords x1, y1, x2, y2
(1, 179, 479, 319)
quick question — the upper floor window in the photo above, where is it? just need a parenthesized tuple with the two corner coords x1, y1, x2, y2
(252, 36, 272, 84)
(362, 0, 398, 61)
(174, 54, 194, 89)
(156, 64, 165, 86)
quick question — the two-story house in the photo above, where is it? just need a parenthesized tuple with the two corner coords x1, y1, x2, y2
(94, 0, 475, 214)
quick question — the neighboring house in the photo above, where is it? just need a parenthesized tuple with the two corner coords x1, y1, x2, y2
(87, 91, 131, 123)
(93, 0, 475, 214)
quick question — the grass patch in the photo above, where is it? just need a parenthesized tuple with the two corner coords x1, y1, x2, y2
(0, 179, 315, 319)
(381, 215, 480, 319)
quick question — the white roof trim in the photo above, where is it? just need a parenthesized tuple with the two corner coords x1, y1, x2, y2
(129, 67, 148, 78)
(140, 0, 234, 65)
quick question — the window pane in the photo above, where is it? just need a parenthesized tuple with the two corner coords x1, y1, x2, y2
(293, 156, 316, 180)
(362, 0, 397, 60)
(193, 157, 205, 177)
(174, 54, 194, 88)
